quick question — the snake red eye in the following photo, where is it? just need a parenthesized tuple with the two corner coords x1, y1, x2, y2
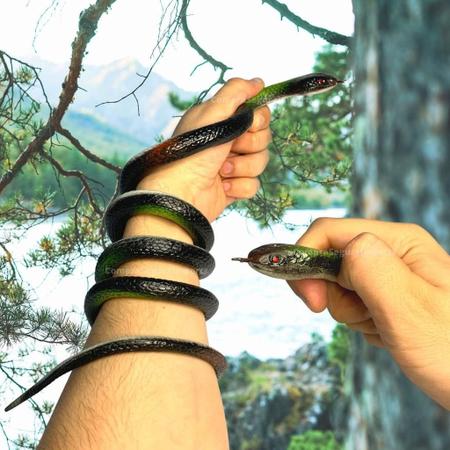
(269, 255, 283, 264)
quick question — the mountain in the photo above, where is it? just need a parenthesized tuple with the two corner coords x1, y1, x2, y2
(30, 57, 194, 157)
(62, 110, 148, 160)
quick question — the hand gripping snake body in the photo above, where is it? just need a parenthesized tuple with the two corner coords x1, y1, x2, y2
(5, 73, 342, 412)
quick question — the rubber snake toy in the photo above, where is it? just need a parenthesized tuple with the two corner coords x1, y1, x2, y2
(5, 73, 342, 412)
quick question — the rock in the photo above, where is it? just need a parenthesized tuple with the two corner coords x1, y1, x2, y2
(220, 338, 343, 450)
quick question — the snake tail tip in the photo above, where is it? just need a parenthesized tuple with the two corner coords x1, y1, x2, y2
(4, 397, 23, 412)
(231, 257, 250, 263)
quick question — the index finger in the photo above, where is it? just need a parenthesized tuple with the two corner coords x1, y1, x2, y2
(297, 217, 445, 257)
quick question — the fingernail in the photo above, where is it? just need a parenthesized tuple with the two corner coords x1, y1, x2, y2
(223, 181, 231, 192)
(221, 161, 233, 175)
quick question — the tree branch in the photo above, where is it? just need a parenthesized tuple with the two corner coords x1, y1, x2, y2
(40, 151, 103, 215)
(95, 0, 183, 111)
(57, 127, 121, 173)
(261, 0, 352, 47)
(0, 0, 116, 195)
(180, 0, 231, 101)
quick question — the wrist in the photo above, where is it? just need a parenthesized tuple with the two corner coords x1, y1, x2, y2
(86, 214, 207, 348)
(134, 172, 218, 222)
(135, 175, 197, 211)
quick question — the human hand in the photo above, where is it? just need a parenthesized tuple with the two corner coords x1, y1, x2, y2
(136, 77, 271, 222)
(288, 218, 450, 409)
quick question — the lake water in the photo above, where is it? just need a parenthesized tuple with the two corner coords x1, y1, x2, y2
(2, 207, 346, 438)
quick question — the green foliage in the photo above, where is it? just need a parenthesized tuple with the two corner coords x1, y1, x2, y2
(239, 44, 353, 226)
(4, 142, 124, 209)
(327, 324, 350, 382)
(0, 57, 91, 448)
(241, 436, 263, 450)
(25, 203, 103, 276)
(287, 430, 342, 450)
(168, 91, 197, 111)
(219, 351, 261, 392)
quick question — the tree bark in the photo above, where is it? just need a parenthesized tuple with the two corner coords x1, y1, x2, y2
(348, 0, 450, 449)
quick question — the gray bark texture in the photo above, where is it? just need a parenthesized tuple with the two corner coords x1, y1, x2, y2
(348, 0, 450, 449)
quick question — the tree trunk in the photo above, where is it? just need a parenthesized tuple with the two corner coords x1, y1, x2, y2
(348, 0, 450, 449)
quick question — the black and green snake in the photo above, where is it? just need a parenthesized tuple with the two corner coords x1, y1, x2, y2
(5, 73, 342, 412)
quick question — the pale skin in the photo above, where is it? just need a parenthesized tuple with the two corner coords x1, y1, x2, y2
(38, 77, 271, 449)
(288, 218, 450, 410)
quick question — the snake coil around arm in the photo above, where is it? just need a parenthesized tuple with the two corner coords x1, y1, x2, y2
(5, 73, 341, 412)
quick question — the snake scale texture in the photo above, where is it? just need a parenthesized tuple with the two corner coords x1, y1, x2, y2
(5, 73, 342, 412)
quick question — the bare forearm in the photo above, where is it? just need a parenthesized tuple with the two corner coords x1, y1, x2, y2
(38, 77, 271, 449)
(39, 215, 229, 450)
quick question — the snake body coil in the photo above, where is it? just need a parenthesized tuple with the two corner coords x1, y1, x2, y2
(5, 73, 341, 412)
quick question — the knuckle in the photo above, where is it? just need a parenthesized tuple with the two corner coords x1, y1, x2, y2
(226, 78, 248, 95)
(309, 217, 331, 230)
(405, 222, 431, 240)
(345, 232, 378, 261)
(227, 77, 246, 86)
(405, 222, 424, 233)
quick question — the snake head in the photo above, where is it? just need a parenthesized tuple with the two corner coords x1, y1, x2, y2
(232, 243, 342, 281)
(300, 73, 344, 95)
(232, 243, 304, 280)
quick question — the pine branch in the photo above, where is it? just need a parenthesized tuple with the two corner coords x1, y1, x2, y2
(261, 0, 352, 47)
(0, 0, 116, 195)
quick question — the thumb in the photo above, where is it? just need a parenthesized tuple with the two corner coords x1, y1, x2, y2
(338, 232, 420, 319)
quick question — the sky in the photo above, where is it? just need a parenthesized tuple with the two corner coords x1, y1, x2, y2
(0, 0, 354, 91)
